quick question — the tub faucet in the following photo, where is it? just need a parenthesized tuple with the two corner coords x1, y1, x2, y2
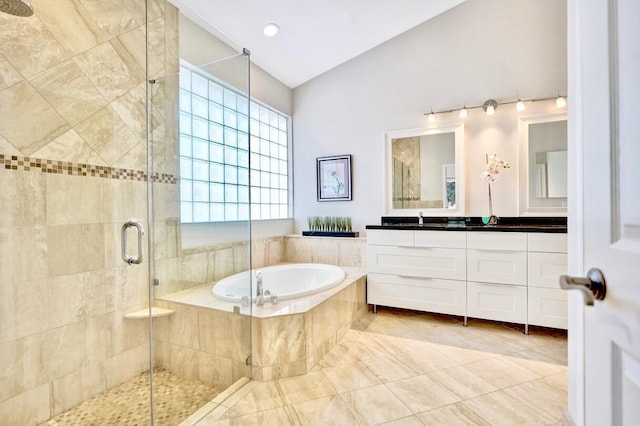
(255, 270, 264, 306)
(418, 211, 424, 226)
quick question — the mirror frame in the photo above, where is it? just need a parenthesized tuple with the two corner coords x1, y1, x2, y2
(385, 124, 465, 217)
(518, 113, 568, 216)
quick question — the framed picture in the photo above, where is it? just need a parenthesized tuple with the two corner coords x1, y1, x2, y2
(317, 155, 352, 201)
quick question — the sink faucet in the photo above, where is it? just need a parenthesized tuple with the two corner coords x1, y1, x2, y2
(418, 211, 424, 226)
(255, 270, 264, 305)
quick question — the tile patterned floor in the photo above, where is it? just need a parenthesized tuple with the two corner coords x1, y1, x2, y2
(195, 308, 568, 425)
(42, 368, 223, 426)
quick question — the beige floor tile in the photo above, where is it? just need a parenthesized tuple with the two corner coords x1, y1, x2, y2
(393, 346, 459, 374)
(277, 370, 336, 405)
(227, 382, 284, 418)
(431, 343, 499, 365)
(452, 333, 532, 356)
(322, 361, 381, 393)
(462, 390, 554, 425)
(344, 337, 394, 362)
(504, 353, 568, 378)
(291, 395, 357, 426)
(340, 329, 367, 344)
(543, 371, 568, 393)
(228, 406, 299, 426)
(195, 405, 231, 426)
(405, 324, 482, 345)
(361, 331, 434, 354)
(317, 342, 361, 367)
(503, 376, 568, 421)
(385, 374, 460, 413)
(380, 415, 425, 425)
(428, 366, 498, 400)
(463, 356, 540, 389)
(417, 403, 491, 426)
(361, 354, 418, 383)
(340, 384, 413, 425)
(512, 341, 568, 366)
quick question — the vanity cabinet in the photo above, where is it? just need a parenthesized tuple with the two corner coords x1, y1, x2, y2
(367, 230, 467, 316)
(527, 233, 568, 329)
(366, 229, 568, 330)
(466, 232, 528, 324)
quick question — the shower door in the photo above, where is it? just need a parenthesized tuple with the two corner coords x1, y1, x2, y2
(147, 5, 253, 423)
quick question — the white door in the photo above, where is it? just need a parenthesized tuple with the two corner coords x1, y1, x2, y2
(568, 0, 640, 425)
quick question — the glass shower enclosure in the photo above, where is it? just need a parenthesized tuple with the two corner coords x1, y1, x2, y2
(0, 0, 253, 424)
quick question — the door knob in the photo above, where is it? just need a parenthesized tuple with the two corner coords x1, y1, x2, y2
(559, 268, 606, 306)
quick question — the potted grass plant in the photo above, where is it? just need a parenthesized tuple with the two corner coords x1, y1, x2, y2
(302, 216, 359, 237)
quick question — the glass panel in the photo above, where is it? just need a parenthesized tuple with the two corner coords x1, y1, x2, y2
(148, 17, 253, 425)
(192, 95, 208, 118)
(209, 101, 224, 123)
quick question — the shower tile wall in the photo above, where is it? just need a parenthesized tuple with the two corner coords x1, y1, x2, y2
(0, 1, 178, 425)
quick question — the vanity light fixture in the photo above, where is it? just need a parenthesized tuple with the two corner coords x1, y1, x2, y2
(423, 93, 567, 119)
(483, 99, 498, 116)
(263, 22, 280, 37)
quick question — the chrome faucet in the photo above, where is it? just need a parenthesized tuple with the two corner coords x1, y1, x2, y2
(418, 211, 424, 226)
(255, 270, 264, 305)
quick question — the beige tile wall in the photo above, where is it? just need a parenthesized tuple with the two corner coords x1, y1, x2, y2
(0, 1, 177, 425)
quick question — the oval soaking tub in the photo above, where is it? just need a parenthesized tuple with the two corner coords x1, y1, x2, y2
(212, 263, 345, 303)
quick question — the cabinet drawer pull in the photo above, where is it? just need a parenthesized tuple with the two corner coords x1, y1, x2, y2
(398, 274, 433, 280)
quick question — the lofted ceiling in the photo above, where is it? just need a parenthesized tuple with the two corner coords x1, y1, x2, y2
(170, 0, 467, 88)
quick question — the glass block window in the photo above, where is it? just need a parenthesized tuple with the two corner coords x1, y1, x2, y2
(178, 62, 290, 223)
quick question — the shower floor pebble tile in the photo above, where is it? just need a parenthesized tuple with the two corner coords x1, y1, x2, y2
(197, 307, 568, 425)
(42, 369, 223, 426)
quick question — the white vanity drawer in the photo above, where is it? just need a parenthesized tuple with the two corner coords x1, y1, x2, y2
(367, 273, 466, 316)
(367, 229, 413, 246)
(367, 245, 466, 280)
(467, 281, 526, 324)
(467, 249, 527, 286)
(528, 252, 568, 288)
(528, 287, 568, 329)
(466, 232, 527, 251)
(527, 233, 568, 253)
(414, 231, 466, 248)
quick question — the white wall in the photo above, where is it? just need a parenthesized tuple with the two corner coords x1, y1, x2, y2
(180, 15, 293, 116)
(292, 0, 567, 233)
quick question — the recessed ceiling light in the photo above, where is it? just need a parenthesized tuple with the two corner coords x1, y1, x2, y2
(263, 23, 279, 37)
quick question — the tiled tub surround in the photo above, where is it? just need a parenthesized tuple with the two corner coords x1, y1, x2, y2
(153, 267, 367, 387)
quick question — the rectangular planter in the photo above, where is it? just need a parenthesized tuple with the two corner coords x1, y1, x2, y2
(302, 231, 360, 238)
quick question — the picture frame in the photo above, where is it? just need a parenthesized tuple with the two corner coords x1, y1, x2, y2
(317, 155, 352, 201)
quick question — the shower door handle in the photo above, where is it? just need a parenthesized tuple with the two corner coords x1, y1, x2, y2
(121, 219, 144, 265)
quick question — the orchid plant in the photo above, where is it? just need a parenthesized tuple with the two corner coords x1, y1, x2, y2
(481, 154, 510, 183)
(480, 154, 510, 224)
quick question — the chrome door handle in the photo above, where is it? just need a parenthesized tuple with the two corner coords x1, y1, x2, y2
(121, 219, 144, 265)
(559, 268, 606, 306)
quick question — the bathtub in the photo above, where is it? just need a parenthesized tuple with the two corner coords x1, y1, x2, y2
(212, 263, 345, 303)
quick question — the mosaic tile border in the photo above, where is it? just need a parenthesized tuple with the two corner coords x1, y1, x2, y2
(0, 153, 178, 184)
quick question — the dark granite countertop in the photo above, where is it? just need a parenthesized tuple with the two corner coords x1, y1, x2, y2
(365, 216, 567, 233)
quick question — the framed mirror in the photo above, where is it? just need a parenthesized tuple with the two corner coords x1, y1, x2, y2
(519, 113, 568, 215)
(385, 124, 465, 216)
